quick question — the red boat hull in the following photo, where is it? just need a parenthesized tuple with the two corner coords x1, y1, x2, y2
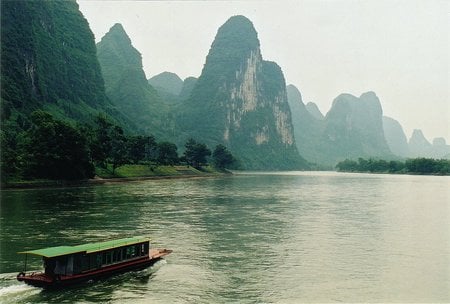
(17, 249, 171, 289)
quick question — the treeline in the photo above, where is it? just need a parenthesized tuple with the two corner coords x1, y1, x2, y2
(336, 157, 450, 175)
(0, 111, 235, 182)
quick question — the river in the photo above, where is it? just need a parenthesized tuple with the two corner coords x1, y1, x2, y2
(0, 171, 449, 303)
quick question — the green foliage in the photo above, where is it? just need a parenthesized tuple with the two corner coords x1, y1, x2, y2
(212, 144, 235, 169)
(0, 125, 26, 182)
(128, 135, 156, 164)
(157, 142, 179, 166)
(109, 126, 128, 174)
(183, 138, 211, 168)
(96, 23, 171, 137)
(0, 0, 111, 127)
(23, 111, 94, 180)
(336, 157, 449, 175)
(90, 115, 114, 167)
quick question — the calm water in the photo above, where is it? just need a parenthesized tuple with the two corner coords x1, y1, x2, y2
(0, 172, 449, 303)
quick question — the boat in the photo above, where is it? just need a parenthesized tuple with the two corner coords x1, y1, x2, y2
(16, 236, 172, 289)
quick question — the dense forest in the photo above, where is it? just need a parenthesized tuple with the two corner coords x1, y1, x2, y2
(335, 158, 450, 175)
(1, 111, 235, 183)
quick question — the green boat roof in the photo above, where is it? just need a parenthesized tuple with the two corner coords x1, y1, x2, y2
(18, 236, 150, 258)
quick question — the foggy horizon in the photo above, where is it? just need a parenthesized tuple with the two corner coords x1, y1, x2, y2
(78, 0, 449, 143)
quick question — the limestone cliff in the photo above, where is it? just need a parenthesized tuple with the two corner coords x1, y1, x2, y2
(179, 16, 306, 169)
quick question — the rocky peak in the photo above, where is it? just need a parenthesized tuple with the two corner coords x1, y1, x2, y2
(96, 23, 165, 135)
(97, 23, 142, 70)
(286, 85, 305, 107)
(305, 102, 324, 120)
(181, 15, 305, 169)
(408, 129, 435, 158)
(382, 116, 409, 157)
(148, 72, 183, 96)
(409, 129, 431, 146)
(324, 91, 390, 160)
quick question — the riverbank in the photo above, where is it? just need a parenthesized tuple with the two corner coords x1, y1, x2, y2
(1, 165, 231, 190)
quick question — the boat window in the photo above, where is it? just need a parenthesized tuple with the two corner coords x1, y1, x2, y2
(106, 251, 112, 264)
(113, 249, 120, 263)
(96, 254, 102, 267)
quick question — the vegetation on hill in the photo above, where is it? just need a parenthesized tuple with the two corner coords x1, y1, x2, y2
(96, 23, 171, 137)
(336, 157, 450, 175)
(1, 111, 236, 185)
(0, 0, 124, 131)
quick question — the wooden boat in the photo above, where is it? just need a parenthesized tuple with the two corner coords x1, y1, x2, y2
(16, 236, 171, 289)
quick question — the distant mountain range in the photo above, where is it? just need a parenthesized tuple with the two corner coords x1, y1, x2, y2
(1, 2, 448, 171)
(287, 85, 394, 166)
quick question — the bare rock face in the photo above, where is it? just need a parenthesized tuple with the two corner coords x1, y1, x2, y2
(180, 15, 305, 169)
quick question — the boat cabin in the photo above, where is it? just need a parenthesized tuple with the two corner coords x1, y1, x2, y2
(19, 236, 151, 276)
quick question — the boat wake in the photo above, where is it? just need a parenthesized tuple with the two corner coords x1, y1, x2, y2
(0, 283, 40, 304)
(0, 272, 41, 303)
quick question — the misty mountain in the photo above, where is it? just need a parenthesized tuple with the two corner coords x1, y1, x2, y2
(324, 92, 392, 162)
(288, 88, 393, 166)
(286, 85, 325, 166)
(1, 0, 117, 128)
(431, 138, 450, 159)
(177, 15, 307, 169)
(179, 77, 198, 101)
(382, 116, 409, 157)
(148, 72, 196, 104)
(96, 23, 171, 137)
(408, 130, 450, 159)
(305, 102, 324, 120)
(148, 72, 183, 96)
(408, 129, 432, 157)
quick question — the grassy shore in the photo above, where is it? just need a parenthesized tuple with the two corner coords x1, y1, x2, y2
(2, 164, 229, 189)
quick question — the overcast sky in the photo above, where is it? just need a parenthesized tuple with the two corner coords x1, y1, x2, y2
(78, 0, 449, 143)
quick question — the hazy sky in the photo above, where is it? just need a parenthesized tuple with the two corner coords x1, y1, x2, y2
(78, 0, 449, 143)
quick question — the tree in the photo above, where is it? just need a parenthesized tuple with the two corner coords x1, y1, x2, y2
(144, 135, 158, 163)
(90, 115, 113, 168)
(212, 144, 235, 169)
(335, 159, 358, 172)
(110, 125, 128, 174)
(1, 126, 22, 182)
(127, 135, 148, 164)
(184, 138, 211, 168)
(24, 111, 94, 180)
(157, 142, 178, 165)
